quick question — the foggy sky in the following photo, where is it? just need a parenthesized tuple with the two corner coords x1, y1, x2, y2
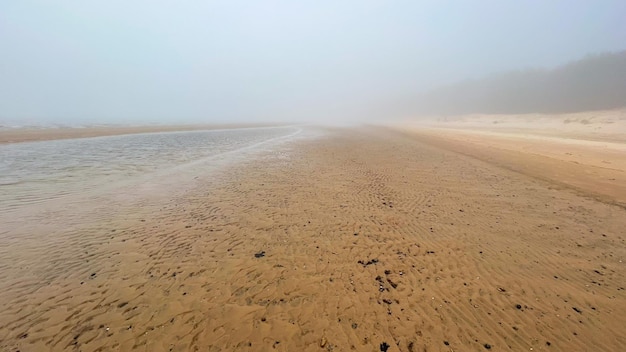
(1, 1, 625, 125)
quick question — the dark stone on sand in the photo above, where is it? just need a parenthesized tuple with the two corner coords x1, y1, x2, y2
(352, 323, 358, 329)
(117, 302, 128, 308)
(384, 270, 391, 275)
(546, 341, 551, 346)
(516, 304, 522, 310)
(484, 343, 492, 349)
(380, 342, 390, 351)
(387, 278, 398, 289)
(254, 251, 266, 258)
(444, 341, 449, 345)
(358, 258, 379, 266)
(573, 307, 582, 314)
(382, 299, 392, 305)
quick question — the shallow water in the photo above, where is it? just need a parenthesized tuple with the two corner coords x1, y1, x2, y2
(0, 126, 301, 213)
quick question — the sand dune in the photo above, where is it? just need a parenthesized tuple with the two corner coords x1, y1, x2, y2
(1, 127, 625, 351)
(407, 109, 626, 142)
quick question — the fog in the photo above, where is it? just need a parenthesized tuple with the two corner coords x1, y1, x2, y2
(412, 51, 626, 116)
(1, 1, 624, 126)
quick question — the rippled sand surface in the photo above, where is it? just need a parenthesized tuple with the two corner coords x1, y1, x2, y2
(1, 126, 625, 352)
(0, 126, 301, 218)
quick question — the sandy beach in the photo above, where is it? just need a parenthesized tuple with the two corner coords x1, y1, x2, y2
(1, 124, 625, 351)
(0, 124, 280, 144)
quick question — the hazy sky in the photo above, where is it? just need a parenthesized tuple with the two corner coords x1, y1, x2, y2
(1, 1, 624, 125)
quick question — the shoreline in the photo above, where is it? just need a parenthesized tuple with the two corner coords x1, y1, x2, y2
(0, 123, 283, 144)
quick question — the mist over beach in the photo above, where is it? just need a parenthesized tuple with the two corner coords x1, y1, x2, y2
(1, 1, 626, 351)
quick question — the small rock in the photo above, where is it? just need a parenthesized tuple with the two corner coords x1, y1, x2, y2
(380, 342, 390, 351)
(320, 337, 327, 348)
(484, 343, 492, 349)
(254, 251, 266, 258)
(516, 304, 522, 310)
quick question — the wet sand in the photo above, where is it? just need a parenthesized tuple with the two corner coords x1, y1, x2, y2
(0, 124, 279, 144)
(1, 126, 625, 351)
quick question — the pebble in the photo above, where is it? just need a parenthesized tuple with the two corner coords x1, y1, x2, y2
(320, 337, 327, 348)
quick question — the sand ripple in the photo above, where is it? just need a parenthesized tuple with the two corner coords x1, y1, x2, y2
(1, 127, 625, 351)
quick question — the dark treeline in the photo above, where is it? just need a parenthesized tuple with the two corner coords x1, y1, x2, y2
(416, 50, 626, 115)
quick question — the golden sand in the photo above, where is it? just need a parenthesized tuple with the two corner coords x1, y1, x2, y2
(1, 126, 625, 351)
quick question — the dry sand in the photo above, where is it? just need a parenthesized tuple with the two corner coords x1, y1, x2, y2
(1, 125, 625, 351)
(410, 109, 626, 142)
(397, 110, 626, 208)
